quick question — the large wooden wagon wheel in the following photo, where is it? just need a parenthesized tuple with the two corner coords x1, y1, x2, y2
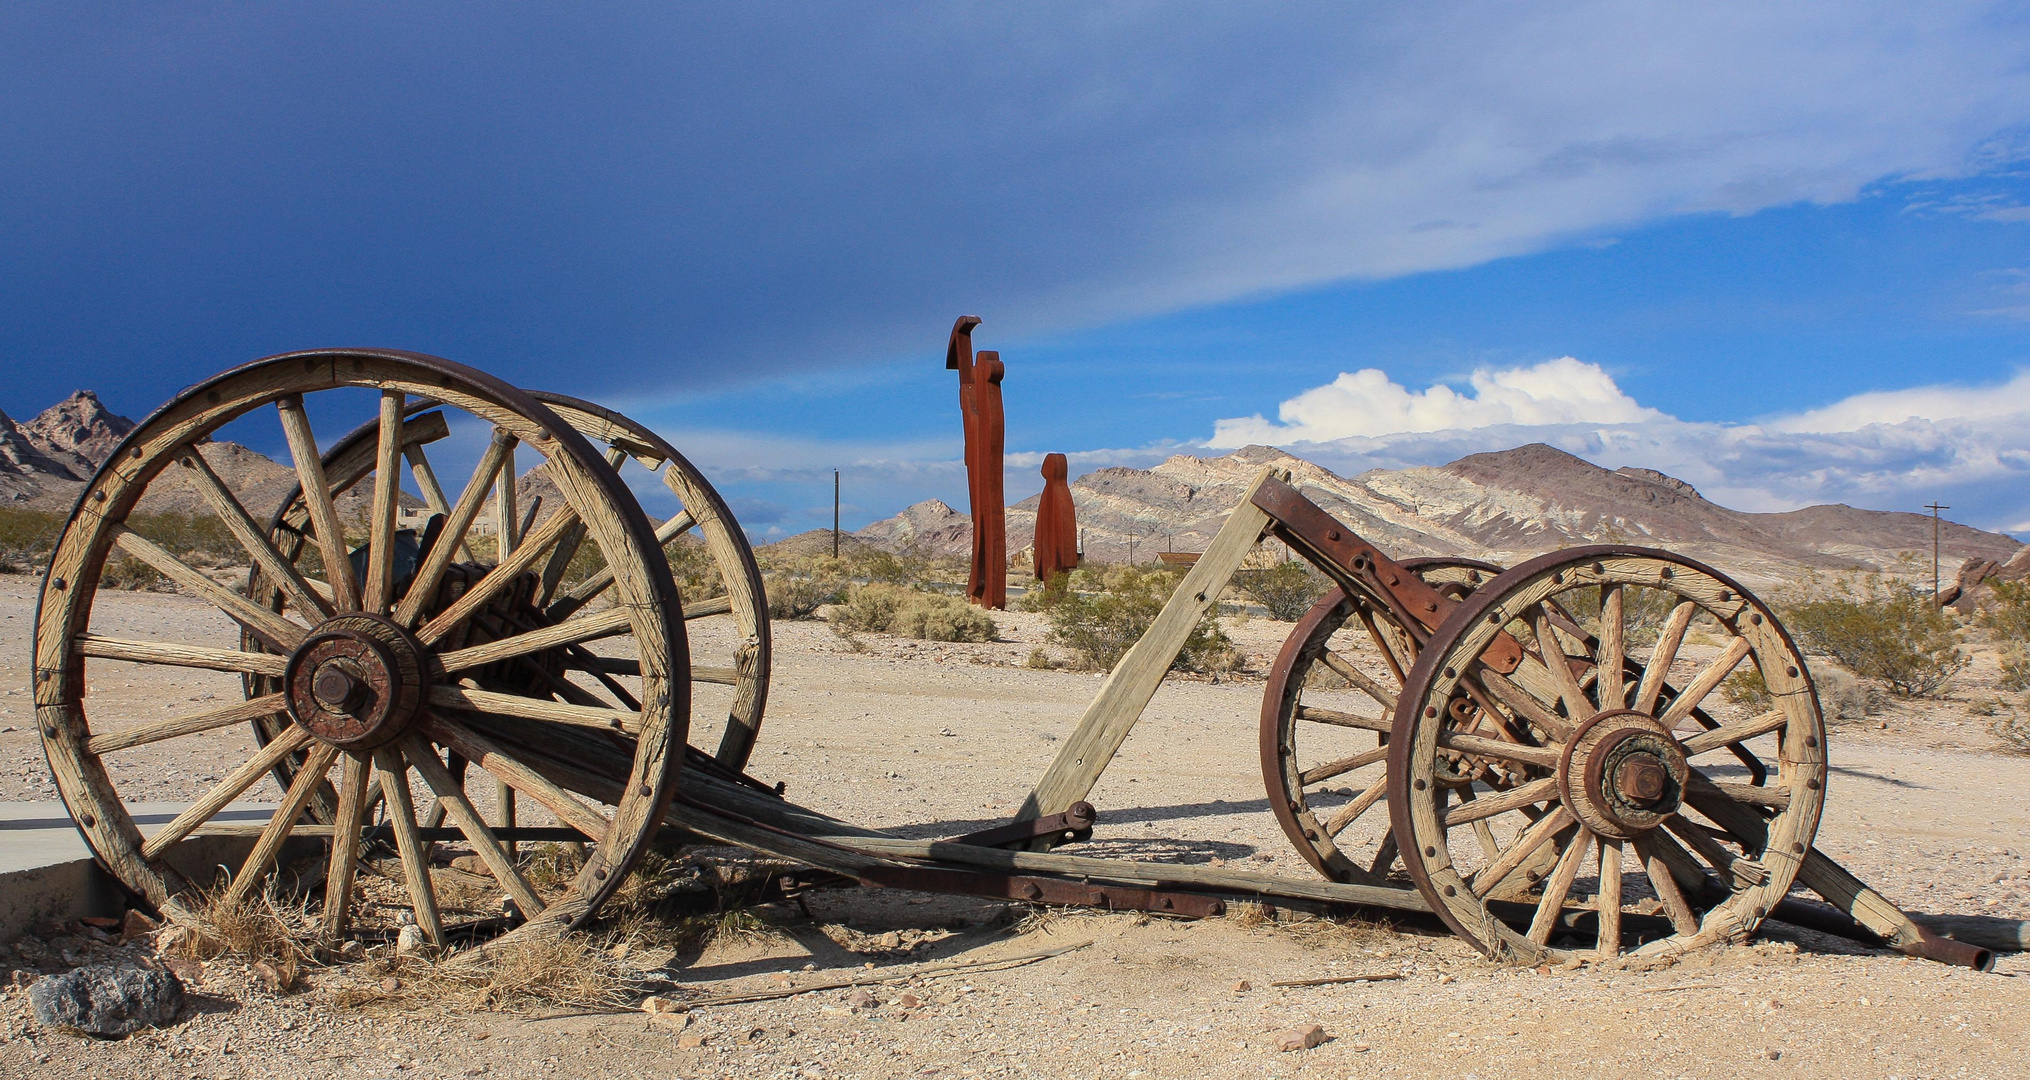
(525, 392, 771, 772)
(1388, 547, 1825, 963)
(34, 349, 689, 947)
(1260, 558, 1500, 884)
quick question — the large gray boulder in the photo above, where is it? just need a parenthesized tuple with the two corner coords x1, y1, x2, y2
(28, 963, 186, 1037)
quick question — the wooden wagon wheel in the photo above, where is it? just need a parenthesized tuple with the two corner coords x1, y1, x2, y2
(1388, 546, 1825, 964)
(1260, 558, 1501, 884)
(523, 392, 771, 772)
(34, 349, 689, 947)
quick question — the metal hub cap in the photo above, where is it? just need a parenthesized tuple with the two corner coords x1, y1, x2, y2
(284, 614, 428, 749)
(1557, 710, 1689, 840)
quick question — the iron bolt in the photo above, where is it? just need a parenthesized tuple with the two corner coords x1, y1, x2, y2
(1617, 755, 1667, 802)
(312, 664, 368, 713)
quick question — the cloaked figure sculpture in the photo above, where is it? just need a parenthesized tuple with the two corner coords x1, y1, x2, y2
(1033, 453, 1078, 584)
(946, 317, 1007, 609)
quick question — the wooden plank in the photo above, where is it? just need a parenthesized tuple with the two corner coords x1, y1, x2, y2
(1019, 469, 1277, 820)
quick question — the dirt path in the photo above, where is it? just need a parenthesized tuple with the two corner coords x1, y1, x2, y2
(1, 576, 2027, 1078)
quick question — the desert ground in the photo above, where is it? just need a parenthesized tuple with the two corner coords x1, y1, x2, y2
(1, 571, 2027, 1079)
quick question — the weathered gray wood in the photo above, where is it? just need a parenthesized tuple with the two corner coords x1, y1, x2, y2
(74, 634, 288, 677)
(277, 394, 360, 613)
(86, 693, 288, 754)
(374, 747, 443, 946)
(1020, 468, 1278, 820)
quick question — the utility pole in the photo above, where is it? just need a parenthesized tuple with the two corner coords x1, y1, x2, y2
(1127, 527, 1136, 566)
(1925, 501, 1949, 598)
(832, 470, 840, 559)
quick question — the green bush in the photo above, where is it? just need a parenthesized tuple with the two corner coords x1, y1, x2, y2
(1779, 573, 1966, 698)
(761, 555, 844, 620)
(1046, 565, 1239, 674)
(1017, 570, 1072, 612)
(829, 582, 996, 642)
(1234, 561, 1328, 622)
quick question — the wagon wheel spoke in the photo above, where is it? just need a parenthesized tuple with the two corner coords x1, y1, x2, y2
(74, 635, 288, 676)
(1596, 836, 1625, 958)
(225, 742, 341, 907)
(533, 445, 627, 608)
(1324, 775, 1386, 837)
(277, 394, 361, 613)
(548, 508, 697, 620)
(1318, 649, 1396, 711)
(1443, 775, 1557, 827)
(86, 694, 289, 755)
(1596, 584, 1626, 710)
(1530, 607, 1594, 723)
(403, 736, 544, 919)
(428, 684, 640, 734)
(361, 391, 407, 615)
(393, 429, 516, 628)
(112, 527, 308, 651)
(180, 449, 333, 621)
(416, 502, 585, 647)
(142, 726, 315, 859)
(321, 752, 374, 937)
(1298, 745, 1389, 787)
(1677, 709, 1787, 757)
(1467, 805, 1573, 899)
(1632, 600, 1697, 715)
(1656, 637, 1751, 728)
(1526, 824, 1594, 945)
(423, 716, 613, 839)
(373, 748, 443, 945)
(1354, 606, 1410, 686)
(1634, 832, 1706, 936)
(402, 442, 477, 564)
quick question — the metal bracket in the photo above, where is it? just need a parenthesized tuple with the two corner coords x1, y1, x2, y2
(948, 802, 1096, 849)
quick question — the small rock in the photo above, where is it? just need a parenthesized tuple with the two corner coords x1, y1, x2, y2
(641, 996, 684, 1015)
(28, 963, 187, 1037)
(157, 956, 203, 985)
(1766, 1050, 1782, 1061)
(1275, 1024, 1329, 1052)
(1352, 1041, 1371, 1052)
(396, 925, 428, 957)
(450, 855, 491, 875)
(118, 910, 159, 943)
(677, 1034, 708, 1049)
(78, 916, 122, 931)
(846, 988, 879, 1010)
(649, 1012, 693, 1032)
(1231, 979, 1251, 992)
(339, 939, 367, 961)
(381, 977, 402, 993)
(250, 960, 292, 993)
(876, 931, 903, 949)
(897, 993, 923, 1009)
(1437, 974, 1456, 985)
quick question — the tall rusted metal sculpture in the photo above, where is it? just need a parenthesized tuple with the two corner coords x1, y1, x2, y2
(946, 316, 1007, 609)
(1034, 452, 1078, 583)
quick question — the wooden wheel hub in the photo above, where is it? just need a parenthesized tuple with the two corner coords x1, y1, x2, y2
(285, 614, 428, 749)
(1557, 710, 1687, 840)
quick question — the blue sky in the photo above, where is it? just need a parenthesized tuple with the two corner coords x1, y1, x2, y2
(5, 5, 2030, 536)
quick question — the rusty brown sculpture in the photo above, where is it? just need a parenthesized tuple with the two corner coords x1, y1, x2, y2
(946, 316, 1007, 609)
(1034, 452, 1078, 583)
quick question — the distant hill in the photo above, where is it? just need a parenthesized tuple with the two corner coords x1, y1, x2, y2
(852, 443, 2022, 585)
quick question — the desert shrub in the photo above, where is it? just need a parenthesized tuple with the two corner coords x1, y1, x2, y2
(830, 582, 996, 642)
(1992, 713, 2030, 756)
(1235, 561, 1329, 622)
(1812, 665, 1874, 724)
(1018, 570, 1072, 612)
(0, 506, 64, 572)
(1556, 582, 1680, 650)
(759, 554, 844, 619)
(1978, 579, 2030, 642)
(2002, 648, 2030, 694)
(1778, 573, 1966, 698)
(1720, 667, 1768, 707)
(1046, 564, 1239, 674)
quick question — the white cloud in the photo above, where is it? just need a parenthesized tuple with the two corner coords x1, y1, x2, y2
(1210, 357, 1659, 445)
(1210, 361, 2030, 534)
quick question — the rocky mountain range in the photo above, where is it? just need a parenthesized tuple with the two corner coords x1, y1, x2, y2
(855, 443, 2024, 587)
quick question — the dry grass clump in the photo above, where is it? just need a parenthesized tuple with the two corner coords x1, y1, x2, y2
(331, 926, 652, 1013)
(1992, 713, 2030, 756)
(1221, 901, 1393, 947)
(1045, 565, 1240, 674)
(162, 888, 319, 991)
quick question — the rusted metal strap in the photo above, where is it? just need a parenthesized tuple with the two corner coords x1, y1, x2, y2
(947, 802, 1096, 849)
(1250, 476, 1523, 674)
(858, 864, 1229, 919)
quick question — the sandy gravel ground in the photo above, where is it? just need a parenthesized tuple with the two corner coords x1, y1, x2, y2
(1, 574, 2028, 1079)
